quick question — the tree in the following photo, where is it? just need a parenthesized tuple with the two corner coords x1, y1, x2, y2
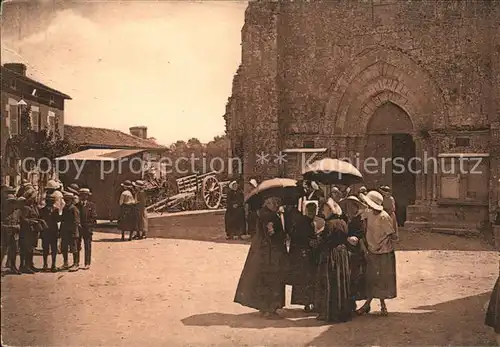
(6, 105, 77, 187)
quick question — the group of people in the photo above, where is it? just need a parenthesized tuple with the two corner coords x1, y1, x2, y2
(118, 180, 148, 241)
(1, 179, 97, 275)
(234, 180, 398, 322)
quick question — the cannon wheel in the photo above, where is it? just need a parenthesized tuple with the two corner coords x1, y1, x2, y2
(201, 175, 222, 209)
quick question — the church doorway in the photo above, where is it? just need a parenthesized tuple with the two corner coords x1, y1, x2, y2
(363, 102, 416, 226)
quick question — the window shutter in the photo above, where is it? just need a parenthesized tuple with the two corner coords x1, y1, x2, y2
(9, 105, 18, 135)
(31, 110, 40, 132)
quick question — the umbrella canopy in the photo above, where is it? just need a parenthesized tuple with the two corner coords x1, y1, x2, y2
(245, 178, 303, 209)
(302, 158, 363, 186)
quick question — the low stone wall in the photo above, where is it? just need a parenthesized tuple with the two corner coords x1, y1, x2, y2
(147, 209, 227, 242)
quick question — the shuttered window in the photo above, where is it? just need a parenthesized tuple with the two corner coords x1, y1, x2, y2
(31, 108, 40, 132)
(9, 105, 19, 135)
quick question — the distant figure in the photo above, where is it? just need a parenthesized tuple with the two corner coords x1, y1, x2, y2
(234, 196, 287, 319)
(19, 188, 42, 274)
(133, 180, 148, 239)
(225, 181, 245, 240)
(246, 179, 259, 237)
(60, 192, 80, 272)
(77, 188, 97, 270)
(119, 180, 137, 241)
(1, 194, 21, 275)
(39, 195, 60, 272)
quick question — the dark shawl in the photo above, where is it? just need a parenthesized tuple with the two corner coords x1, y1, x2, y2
(234, 207, 287, 312)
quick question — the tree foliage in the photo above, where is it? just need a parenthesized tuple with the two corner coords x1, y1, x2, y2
(6, 105, 77, 173)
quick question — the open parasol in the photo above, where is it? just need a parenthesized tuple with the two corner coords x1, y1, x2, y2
(302, 158, 363, 186)
(245, 178, 303, 209)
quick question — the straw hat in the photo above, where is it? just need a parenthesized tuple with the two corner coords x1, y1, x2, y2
(45, 179, 60, 190)
(63, 192, 75, 199)
(229, 181, 238, 190)
(79, 188, 91, 195)
(379, 185, 391, 194)
(343, 195, 367, 207)
(67, 183, 80, 195)
(363, 190, 384, 211)
(121, 180, 133, 188)
(249, 179, 258, 188)
(133, 180, 146, 188)
(325, 197, 343, 216)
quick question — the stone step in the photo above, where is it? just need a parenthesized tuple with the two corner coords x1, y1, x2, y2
(430, 227, 480, 237)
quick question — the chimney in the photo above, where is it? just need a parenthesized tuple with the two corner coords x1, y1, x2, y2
(4, 63, 27, 76)
(129, 126, 147, 139)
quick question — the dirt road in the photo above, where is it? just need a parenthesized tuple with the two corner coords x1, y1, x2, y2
(1, 230, 498, 346)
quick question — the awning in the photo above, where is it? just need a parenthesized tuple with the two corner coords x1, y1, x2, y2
(55, 148, 145, 161)
(282, 148, 328, 153)
(437, 153, 490, 158)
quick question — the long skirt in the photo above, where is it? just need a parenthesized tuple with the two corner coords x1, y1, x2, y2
(349, 251, 367, 301)
(486, 276, 500, 333)
(289, 249, 316, 306)
(119, 204, 137, 231)
(315, 245, 351, 322)
(225, 208, 245, 237)
(365, 251, 397, 299)
(137, 208, 148, 233)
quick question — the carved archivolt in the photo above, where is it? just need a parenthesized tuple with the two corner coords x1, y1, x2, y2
(323, 47, 448, 135)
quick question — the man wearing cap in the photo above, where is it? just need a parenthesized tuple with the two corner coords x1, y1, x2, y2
(119, 180, 137, 241)
(1, 194, 22, 275)
(60, 192, 81, 271)
(39, 194, 60, 272)
(133, 180, 148, 240)
(67, 183, 80, 205)
(19, 188, 41, 273)
(77, 188, 97, 269)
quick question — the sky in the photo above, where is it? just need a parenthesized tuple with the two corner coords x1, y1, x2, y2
(1, 0, 247, 145)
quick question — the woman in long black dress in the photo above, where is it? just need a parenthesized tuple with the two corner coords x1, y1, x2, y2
(312, 198, 351, 323)
(486, 261, 500, 345)
(342, 195, 368, 312)
(234, 196, 288, 319)
(225, 181, 245, 240)
(289, 202, 318, 312)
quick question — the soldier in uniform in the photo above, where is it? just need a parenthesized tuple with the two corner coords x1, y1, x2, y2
(19, 189, 42, 274)
(39, 195, 60, 272)
(77, 188, 97, 270)
(1, 194, 22, 275)
(60, 192, 81, 272)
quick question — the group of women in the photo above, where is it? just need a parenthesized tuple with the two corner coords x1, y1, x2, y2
(234, 182, 398, 322)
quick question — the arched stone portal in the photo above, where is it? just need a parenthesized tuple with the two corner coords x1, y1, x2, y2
(364, 102, 416, 226)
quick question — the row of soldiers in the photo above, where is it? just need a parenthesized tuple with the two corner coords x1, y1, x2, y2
(0, 179, 97, 275)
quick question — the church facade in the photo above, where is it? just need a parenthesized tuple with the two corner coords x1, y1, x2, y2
(224, 0, 500, 236)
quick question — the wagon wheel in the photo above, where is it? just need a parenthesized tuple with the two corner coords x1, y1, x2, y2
(201, 175, 222, 209)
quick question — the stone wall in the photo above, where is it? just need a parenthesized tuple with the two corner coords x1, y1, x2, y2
(225, 0, 500, 234)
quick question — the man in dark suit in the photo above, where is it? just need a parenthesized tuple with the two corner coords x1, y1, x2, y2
(60, 192, 80, 272)
(76, 188, 97, 270)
